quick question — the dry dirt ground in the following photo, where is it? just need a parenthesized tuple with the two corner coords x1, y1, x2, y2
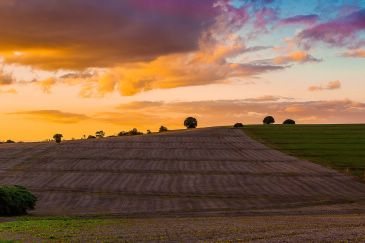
(0, 127, 364, 217)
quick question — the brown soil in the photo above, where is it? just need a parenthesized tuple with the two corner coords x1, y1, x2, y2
(0, 127, 364, 216)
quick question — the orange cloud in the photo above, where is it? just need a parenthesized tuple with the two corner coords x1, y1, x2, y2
(309, 80, 342, 91)
(0, 1, 288, 96)
(9, 110, 89, 124)
(37, 78, 56, 94)
(114, 99, 365, 126)
(342, 49, 365, 58)
(37, 36, 283, 97)
(0, 68, 15, 85)
(274, 51, 320, 64)
(243, 95, 293, 102)
(0, 88, 17, 95)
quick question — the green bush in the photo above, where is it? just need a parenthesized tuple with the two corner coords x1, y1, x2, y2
(0, 185, 37, 216)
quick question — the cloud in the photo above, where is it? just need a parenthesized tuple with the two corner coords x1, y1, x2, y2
(0, 88, 17, 95)
(273, 51, 321, 64)
(0, 0, 223, 70)
(309, 80, 342, 92)
(251, 51, 321, 66)
(342, 49, 365, 58)
(9, 110, 89, 124)
(37, 78, 56, 94)
(0, 1, 289, 96)
(243, 95, 293, 102)
(91, 51, 284, 96)
(0, 68, 15, 85)
(113, 99, 365, 126)
(298, 9, 365, 48)
(279, 14, 319, 26)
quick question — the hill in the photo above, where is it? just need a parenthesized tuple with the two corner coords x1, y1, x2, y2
(0, 127, 364, 216)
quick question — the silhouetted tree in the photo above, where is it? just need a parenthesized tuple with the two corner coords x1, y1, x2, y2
(263, 116, 275, 124)
(5, 140, 15, 143)
(129, 128, 143, 136)
(118, 131, 128, 136)
(53, 134, 63, 143)
(87, 135, 96, 139)
(184, 117, 198, 129)
(283, 119, 296, 125)
(95, 130, 105, 138)
(159, 126, 168, 132)
(233, 123, 244, 128)
(147, 130, 152, 134)
(118, 128, 143, 136)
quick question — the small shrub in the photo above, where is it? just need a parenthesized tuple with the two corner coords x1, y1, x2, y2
(0, 185, 37, 216)
(233, 123, 244, 128)
(283, 119, 296, 125)
(184, 117, 198, 129)
(159, 126, 168, 132)
(53, 134, 63, 143)
(5, 140, 15, 144)
(147, 130, 152, 134)
(263, 116, 275, 124)
(87, 135, 96, 139)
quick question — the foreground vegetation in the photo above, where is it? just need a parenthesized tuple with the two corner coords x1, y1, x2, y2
(0, 186, 37, 216)
(1, 214, 365, 242)
(244, 124, 365, 180)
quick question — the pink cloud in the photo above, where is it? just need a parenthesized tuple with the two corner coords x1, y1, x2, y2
(309, 80, 342, 92)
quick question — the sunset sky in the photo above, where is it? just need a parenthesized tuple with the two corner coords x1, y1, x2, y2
(0, 0, 364, 141)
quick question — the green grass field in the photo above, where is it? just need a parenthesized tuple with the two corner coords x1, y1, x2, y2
(244, 124, 365, 180)
(1, 215, 365, 242)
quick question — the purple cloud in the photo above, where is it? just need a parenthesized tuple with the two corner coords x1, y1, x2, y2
(279, 14, 319, 26)
(298, 9, 365, 48)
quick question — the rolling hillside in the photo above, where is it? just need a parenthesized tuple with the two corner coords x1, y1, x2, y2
(0, 127, 364, 216)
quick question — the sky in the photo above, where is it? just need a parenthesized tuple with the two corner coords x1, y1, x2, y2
(0, 0, 364, 141)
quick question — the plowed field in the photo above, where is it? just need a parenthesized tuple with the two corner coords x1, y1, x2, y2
(0, 127, 364, 216)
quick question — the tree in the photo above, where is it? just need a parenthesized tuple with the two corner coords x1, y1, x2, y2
(0, 185, 37, 216)
(283, 119, 296, 125)
(87, 135, 96, 139)
(147, 130, 152, 134)
(118, 131, 127, 136)
(5, 140, 15, 143)
(233, 123, 244, 128)
(95, 130, 105, 138)
(159, 126, 168, 132)
(184, 117, 198, 129)
(53, 134, 63, 143)
(263, 116, 275, 125)
(118, 129, 143, 136)
(129, 128, 143, 136)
